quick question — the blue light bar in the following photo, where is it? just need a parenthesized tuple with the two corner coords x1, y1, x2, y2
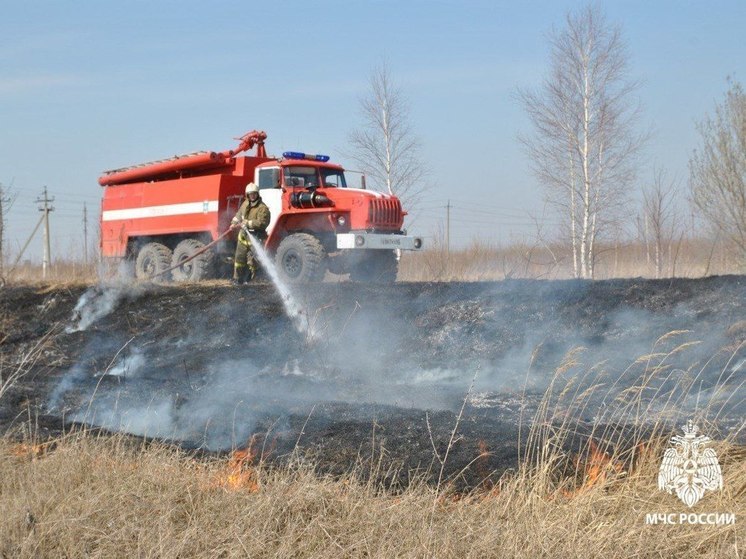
(283, 151, 330, 162)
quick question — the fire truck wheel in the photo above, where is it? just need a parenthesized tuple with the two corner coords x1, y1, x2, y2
(276, 233, 326, 283)
(349, 250, 398, 283)
(171, 239, 214, 282)
(135, 242, 173, 281)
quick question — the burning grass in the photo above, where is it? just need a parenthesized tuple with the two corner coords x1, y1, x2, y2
(0, 285, 744, 556)
(0, 422, 743, 558)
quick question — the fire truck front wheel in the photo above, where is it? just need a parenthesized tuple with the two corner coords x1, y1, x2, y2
(171, 239, 214, 282)
(276, 233, 326, 283)
(135, 242, 173, 281)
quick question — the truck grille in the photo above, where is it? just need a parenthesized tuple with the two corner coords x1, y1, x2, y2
(368, 198, 403, 229)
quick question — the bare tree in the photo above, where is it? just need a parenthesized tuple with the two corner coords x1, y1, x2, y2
(0, 181, 17, 279)
(519, 5, 645, 278)
(347, 60, 426, 210)
(690, 79, 746, 264)
(640, 169, 680, 278)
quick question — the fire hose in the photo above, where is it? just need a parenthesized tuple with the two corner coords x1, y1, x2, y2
(151, 227, 236, 279)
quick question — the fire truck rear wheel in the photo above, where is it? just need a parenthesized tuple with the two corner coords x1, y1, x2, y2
(349, 250, 398, 283)
(276, 233, 326, 283)
(171, 239, 214, 282)
(135, 242, 173, 281)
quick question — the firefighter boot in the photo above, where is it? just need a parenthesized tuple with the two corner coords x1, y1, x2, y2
(232, 265, 245, 286)
(245, 264, 257, 284)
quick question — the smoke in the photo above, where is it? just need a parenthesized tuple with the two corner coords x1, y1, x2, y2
(71, 358, 307, 449)
(731, 358, 745, 373)
(75, 400, 176, 440)
(66, 282, 144, 333)
(96, 349, 146, 378)
(47, 278, 746, 449)
(46, 333, 138, 411)
(51, 280, 145, 409)
(47, 362, 87, 411)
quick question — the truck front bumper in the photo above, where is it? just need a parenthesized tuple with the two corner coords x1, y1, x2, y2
(336, 232, 424, 251)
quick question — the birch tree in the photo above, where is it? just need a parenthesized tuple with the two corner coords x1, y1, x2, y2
(519, 5, 645, 278)
(347, 61, 426, 210)
(690, 79, 746, 263)
(640, 169, 680, 278)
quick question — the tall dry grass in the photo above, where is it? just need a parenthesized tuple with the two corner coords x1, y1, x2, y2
(2, 258, 98, 286)
(398, 237, 744, 281)
(2, 235, 743, 286)
(1, 338, 743, 557)
(0, 426, 742, 558)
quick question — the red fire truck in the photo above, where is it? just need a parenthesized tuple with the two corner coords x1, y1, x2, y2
(98, 130, 423, 283)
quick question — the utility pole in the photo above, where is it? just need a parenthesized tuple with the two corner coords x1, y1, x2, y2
(36, 187, 54, 279)
(0, 182, 5, 278)
(83, 202, 89, 266)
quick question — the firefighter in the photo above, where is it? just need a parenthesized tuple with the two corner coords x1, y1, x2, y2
(230, 182, 270, 284)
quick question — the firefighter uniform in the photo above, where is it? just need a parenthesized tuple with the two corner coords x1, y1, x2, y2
(231, 192, 270, 282)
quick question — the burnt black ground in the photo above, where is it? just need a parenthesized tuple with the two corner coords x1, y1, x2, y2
(0, 277, 744, 488)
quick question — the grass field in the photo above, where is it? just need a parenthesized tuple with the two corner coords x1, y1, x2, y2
(1, 418, 743, 558)
(398, 238, 743, 282)
(1, 243, 743, 557)
(2, 237, 743, 285)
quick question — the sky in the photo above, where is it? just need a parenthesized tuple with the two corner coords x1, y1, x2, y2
(1, 0, 745, 262)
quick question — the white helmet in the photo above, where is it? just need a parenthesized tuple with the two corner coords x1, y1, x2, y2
(245, 182, 259, 195)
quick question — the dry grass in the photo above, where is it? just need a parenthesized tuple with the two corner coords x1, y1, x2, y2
(2, 259, 98, 286)
(2, 236, 743, 286)
(0, 424, 742, 558)
(398, 238, 744, 281)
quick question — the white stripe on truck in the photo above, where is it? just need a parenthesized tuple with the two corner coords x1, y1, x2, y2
(101, 200, 219, 221)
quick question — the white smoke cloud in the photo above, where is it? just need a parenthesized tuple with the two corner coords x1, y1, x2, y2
(48, 278, 746, 450)
(96, 349, 146, 378)
(66, 282, 144, 333)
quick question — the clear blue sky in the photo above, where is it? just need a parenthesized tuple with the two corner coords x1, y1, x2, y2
(1, 0, 745, 261)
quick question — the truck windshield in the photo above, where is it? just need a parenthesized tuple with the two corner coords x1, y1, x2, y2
(320, 168, 347, 188)
(284, 166, 318, 188)
(284, 166, 347, 188)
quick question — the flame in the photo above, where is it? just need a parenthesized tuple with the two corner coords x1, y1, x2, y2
(217, 435, 260, 492)
(563, 439, 623, 497)
(435, 489, 463, 507)
(8, 442, 48, 459)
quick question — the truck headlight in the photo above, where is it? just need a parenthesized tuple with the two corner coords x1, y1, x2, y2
(337, 215, 346, 226)
(355, 235, 365, 247)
